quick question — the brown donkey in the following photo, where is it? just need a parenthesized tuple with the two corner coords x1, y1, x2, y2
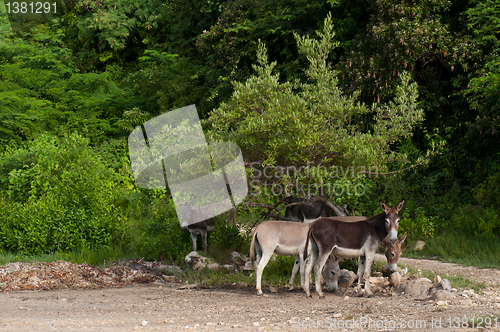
(303, 200, 405, 297)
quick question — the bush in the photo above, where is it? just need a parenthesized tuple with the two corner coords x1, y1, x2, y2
(472, 174, 500, 209)
(399, 206, 436, 241)
(451, 205, 500, 239)
(131, 192, 192, 264)
(0, 133, 130, 254)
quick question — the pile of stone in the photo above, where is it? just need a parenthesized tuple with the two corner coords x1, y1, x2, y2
(184, 251, 251, 272)
(337, 264, 476, 305)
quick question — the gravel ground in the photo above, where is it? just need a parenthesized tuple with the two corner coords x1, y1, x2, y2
(1, 257, 500, 331)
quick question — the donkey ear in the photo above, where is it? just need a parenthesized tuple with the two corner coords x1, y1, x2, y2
(395, 199, 405, 212)
(379, 201, 390, 213)
(399, 232, 408, 244)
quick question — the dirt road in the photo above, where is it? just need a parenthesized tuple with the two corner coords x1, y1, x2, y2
(1, 257, 500, 331)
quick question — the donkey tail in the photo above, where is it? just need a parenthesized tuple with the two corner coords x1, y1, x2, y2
(303, 226, 313, 260)
(250, 230, 258, 269)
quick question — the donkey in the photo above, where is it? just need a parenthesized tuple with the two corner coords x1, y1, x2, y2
(250, 220, 311, 295)
(322, 232, 408, 293)
(250, 216, 366, 295)
(303, 199, 405, 298)
(288, 215, 366, 288)
(283, 196, 348, 222)
(182, 206, 236, 252)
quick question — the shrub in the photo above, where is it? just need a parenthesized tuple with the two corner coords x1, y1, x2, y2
(472, 174, 500, 209)
(451, 205, 500, 239)
(0, 133, 130, 254)
(399, 206, 436, 241)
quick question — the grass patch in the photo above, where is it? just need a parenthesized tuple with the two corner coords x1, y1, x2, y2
(177, 255, 306, 290)
(402, 265, 487, 293)
(175, 268, 255, 288)
(404, 233, 500, 269)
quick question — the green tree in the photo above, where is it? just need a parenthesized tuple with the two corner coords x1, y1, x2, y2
(206, 14, 424, 175)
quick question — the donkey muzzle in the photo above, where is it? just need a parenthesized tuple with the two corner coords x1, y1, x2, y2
(388, 230, 398, 245)
(387, 263, 398, 273)
(327, 282, 338, 292)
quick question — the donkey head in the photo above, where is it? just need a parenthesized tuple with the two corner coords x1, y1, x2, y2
(379, 199, 405, 245)
(322, 253, 340, 292)
(382, 232, 408, 273)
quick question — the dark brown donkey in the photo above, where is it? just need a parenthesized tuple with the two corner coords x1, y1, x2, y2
(303, 199, 405, 298)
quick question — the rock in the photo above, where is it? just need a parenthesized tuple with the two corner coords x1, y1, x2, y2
(396, 278, 433, 297)
(368, 276, 381, 284)
(222, 264, 237, 273)
(414, 240, 425, 251)
(389, 272, 401, 287)
(370, 283, 383, 293)
(185, 252, 220, 271)
(232, 281, 248, 288)
(382, 265, 402, 277)
(230, 251, 247, 267)
(432, 290, 456, 302)
(159, 264, 183, 275)
(241, 261, 255, 271)
(461, 289, 475, 297)
(207, 262, 220, 270)
(431, 279, 452, 295)
(434, 275, 442, 284)
(460, 299, 474, 306)
(178, 283, 200, 290)
(338, 269, 357, 288)
(269, 286, 278, 293)
(373, 271, 383, 277)
(141, 320, 148, 326)
(185, 251, 208, 271)
(400, 267, 407, 276)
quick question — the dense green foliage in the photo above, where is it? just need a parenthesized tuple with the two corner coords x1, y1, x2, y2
(0, 133, 129, 254)
(0, 0, 499, 267)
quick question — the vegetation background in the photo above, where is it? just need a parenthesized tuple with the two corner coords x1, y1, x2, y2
(0, 0, 499, 277)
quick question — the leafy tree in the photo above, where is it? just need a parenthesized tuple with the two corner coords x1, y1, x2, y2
(206, 14, 424, 175)
(196, 0, 335, 102)
(0, 26, 130, 147)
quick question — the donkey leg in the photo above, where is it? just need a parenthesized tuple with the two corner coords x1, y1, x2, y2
(201, 231, 208, 253)
(362, 254, 375, 297)
(357, 256, 366, 287)
(288, 255, 300, 291)
(190, 233, 198, 251)
(313, 253, 330, 299)
(303, 246, 317, 297)
(255, 252, 273, 296)
(314, 253, 330, 299)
